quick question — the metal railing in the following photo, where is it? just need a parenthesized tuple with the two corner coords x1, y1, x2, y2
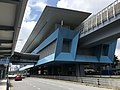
(77, 0, 120, 37)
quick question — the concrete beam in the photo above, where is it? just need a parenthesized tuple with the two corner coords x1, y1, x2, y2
(0, 47, 12, 50)
(0, 52, 11, 54)
(76, 64, 85, 77)
(0, 25, 14, 31)
(0, 40, 13, 43)
(0, 0, 19, 4)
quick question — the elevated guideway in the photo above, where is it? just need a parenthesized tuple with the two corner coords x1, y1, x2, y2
(76, 0, 120, 47)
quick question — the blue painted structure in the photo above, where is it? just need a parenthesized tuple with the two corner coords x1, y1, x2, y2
(33, 27, 117, 66)
(20, 1, 120, 76)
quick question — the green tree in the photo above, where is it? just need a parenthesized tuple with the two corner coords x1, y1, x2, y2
(113, 55, 119, 67)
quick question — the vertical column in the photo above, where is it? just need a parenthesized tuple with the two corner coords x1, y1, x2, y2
(1, 70, 3, 79)
(61, 65, 67, 76)
(51, 66, 59, 75)
(30, 68, 33, 75)
(51, 66, 54, 75)
(0, 70, 1, 79)
(30, 68, 32, 75)
(35, 67, 38, 75)
(76, 64, 85, 77)
(40, 66, 44, 75)
(1, 69, 4, 79)
(80, 64, 85, 76)
(3, 69, 5, 79)
(48, 66, 53, 75)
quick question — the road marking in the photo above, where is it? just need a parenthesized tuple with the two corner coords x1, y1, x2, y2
(38, 80, 73, 90)
(68, 87, 73, 90)
(29, 84, 32, 86)
(37, 88, 40, 89)
(33, 85, 36, 87)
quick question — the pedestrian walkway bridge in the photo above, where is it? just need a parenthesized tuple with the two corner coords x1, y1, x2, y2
(76, 0, 120, 47)
(76, 0, 120, 38)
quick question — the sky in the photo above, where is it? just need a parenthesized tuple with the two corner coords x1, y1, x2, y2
(15, 0, 120, 59)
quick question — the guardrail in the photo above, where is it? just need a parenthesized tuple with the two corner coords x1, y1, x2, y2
(31, 75, 120, 89)
(77, 0, 120, 38)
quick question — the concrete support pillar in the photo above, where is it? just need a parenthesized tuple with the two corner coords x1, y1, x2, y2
(31, 69, 33, 75)
(0, 70, 1, 79)
(30, 68, 34, 75)
(36, 67, 39, 75)
(35, 67, 38, 75)
(0, 71, 2, 79)
(2, 70, 5, 79)
(51, 66, 59, 75)
(1, 70, 3, 79)
(61, 65, 67, 76)
(48, 67, 52, 75)
(51, 66, 54, 75)
(76, 64, 85, 77)
(40, 67, 44, 75)
(29, 69, 31, 75)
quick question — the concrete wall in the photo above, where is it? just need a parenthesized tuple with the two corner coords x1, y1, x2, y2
(31, 75, 120, 89)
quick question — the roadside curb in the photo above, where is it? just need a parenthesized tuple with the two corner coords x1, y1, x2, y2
(0, 79, 7, 90)
(8, 79, 13, 90)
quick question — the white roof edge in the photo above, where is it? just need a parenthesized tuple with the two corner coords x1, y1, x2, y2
(12, 0, 28, 54)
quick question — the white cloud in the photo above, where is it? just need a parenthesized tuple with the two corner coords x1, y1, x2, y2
(15, 0, 48, 52)
(15, 21, 37, 52)
(57, 0, 115, 14)
(23, 5, 31, 21)
(115, 48, 120, 59)
(28, 0, 47, 12)
(115, 38, 120, 59)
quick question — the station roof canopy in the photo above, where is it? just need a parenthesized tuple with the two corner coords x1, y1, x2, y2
(10, 52, 39, 65)
(21, 6, 91, 53)
(0, 0, 28, 59)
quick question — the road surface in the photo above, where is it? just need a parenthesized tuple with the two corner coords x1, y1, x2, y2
(11, 77, 112, 90)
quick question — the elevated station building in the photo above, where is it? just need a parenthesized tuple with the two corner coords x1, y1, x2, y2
(21, 0, 120, 76)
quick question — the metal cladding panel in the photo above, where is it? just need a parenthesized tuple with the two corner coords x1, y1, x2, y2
(0, 2, 16, 26)
(19, 65, 34, 71)
(32, 29, 59, 54)
(55, 27, 80, 61)
(0, 0, 28, 59)
(75, 55, 112, 63)
(0, 31, 13, 40)
(75, 55, 98, 63)
(0, 44, 12, 48)
(100, 56, 112, 63)
(0, 50, 11, 52)
(36, 53, 55, 66)
(0, 60, 9, 64)
(11, 52, 39, 60)
(108, 40, 117, 62)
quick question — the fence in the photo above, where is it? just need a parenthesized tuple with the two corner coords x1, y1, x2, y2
(76, 0, 120, 38)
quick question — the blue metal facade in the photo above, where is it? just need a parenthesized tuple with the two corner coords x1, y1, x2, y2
(31, 26, 117, 66)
